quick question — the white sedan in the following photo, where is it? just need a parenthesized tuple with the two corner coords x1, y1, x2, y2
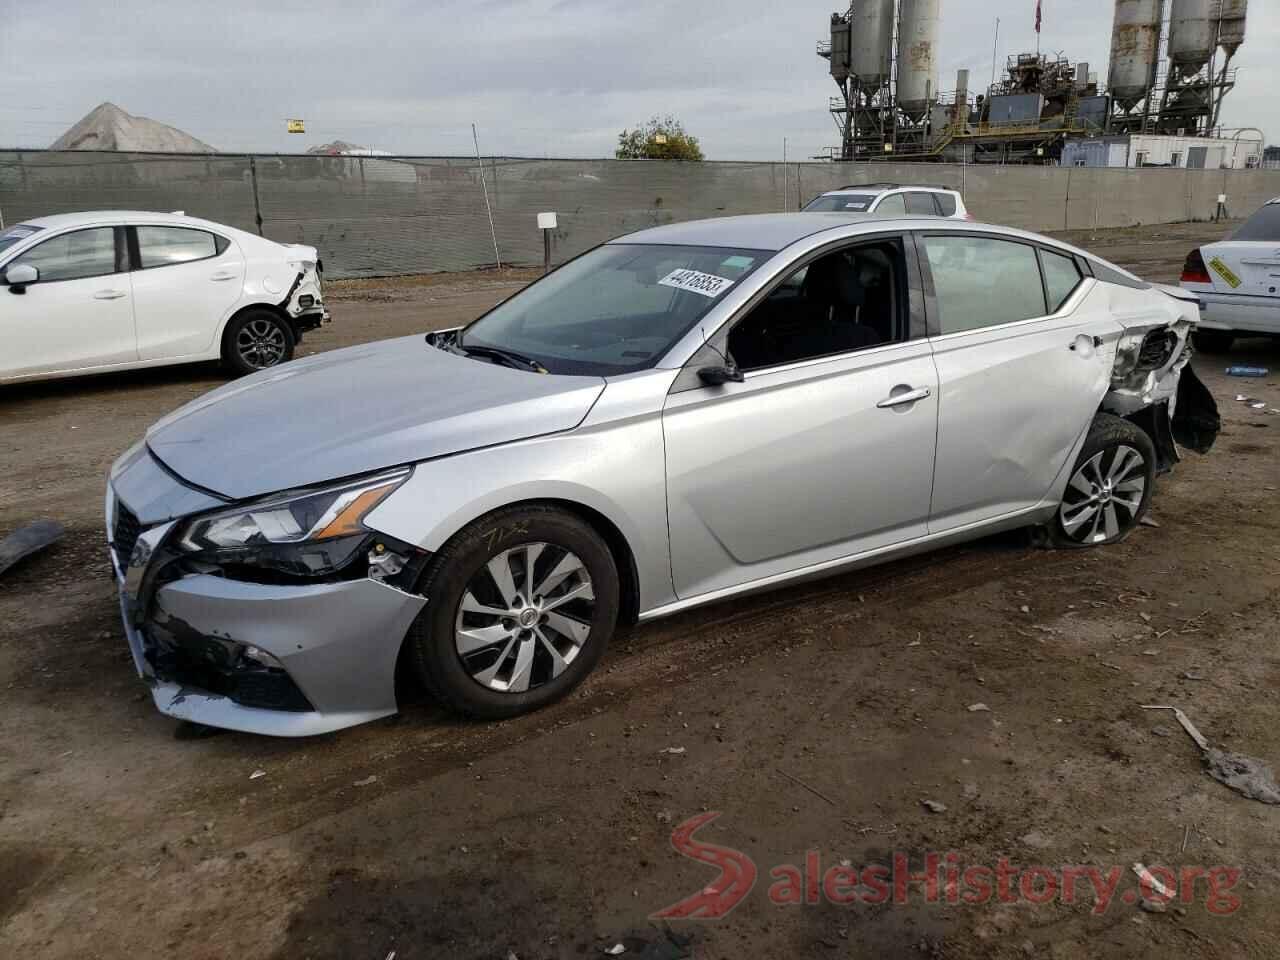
(0, 211, 328, 384)
(1180, 197, 1280, 351)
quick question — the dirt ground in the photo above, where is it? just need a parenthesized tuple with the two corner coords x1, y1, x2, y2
(3, 219, 1280, 959)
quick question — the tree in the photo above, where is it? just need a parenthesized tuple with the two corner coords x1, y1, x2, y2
(616, 115, 704, 161)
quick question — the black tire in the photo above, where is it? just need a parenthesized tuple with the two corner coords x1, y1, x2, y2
(221, 308, 296, 376)
(1048, 413, 1156, 549)
(1194, 329, 1234, 353)
(406, 504, 620, 719)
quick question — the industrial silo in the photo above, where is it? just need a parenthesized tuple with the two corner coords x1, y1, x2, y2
(1107, 0, 1161, 111)
(829, 14, 851, 83)
(897, 0, 941, 121)
(1167, 0, 1216, 78)
(1218, 0, 1248, 56)
(849, 0, 895, 86)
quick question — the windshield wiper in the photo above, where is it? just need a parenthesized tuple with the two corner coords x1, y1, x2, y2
(454, 343, 548, 374)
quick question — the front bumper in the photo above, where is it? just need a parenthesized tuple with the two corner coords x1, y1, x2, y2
(108, 453, 426, 738)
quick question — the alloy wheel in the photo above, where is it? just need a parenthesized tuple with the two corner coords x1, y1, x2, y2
(236, 318, 288, 369)
(454, 542, 596, 693)
(1058, 444, 1147, 544)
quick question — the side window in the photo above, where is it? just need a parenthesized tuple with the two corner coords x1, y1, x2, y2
(923, 235, 1048, 335)
(1040, 249, 1083, 312)
(10, 227, 117, 282)
(875, 193, 906, 215)
(934, 193, 958, 217)
(906, 192, 937, 215)
(136, 227, 220, 269)
(728, 238, 906, 371)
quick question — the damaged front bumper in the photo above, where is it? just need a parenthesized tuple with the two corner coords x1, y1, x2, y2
(107, 452, 425, 738)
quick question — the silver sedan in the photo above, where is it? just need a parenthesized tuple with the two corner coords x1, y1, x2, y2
(106, 213, 1220, 736)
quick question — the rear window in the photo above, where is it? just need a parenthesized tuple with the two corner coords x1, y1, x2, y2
(935, 194, 958, 217)
(1231, 202, 1280, 241)
(804, 193, 878, 213)
(136, 226, 220, 268)
(0, 224, 42, 256)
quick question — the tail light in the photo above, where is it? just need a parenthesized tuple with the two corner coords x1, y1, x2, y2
(1181, 248, 1212, 284)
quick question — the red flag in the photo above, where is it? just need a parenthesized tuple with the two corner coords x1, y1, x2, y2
(1035, 0, 1042, 33)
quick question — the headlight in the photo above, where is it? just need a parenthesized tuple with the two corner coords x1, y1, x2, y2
(176, 468, 410, 577)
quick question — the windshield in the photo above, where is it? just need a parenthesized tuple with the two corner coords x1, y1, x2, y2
(804, 193, 878, 213)
(1231, 202, 1280, 241)
(0, 224, 42, 257)
(458, 243, 768, 375)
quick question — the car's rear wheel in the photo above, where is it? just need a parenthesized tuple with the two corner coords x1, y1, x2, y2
(406, 505, 619, 719)
(1049, 414, 1155, 548)
(1194, 330, 1234, 353)
(221, 308, 295, 376)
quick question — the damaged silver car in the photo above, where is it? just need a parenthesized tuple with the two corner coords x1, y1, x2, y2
(106, 214, 1219, 737)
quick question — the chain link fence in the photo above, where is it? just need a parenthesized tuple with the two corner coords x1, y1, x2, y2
(3, 150, 1279, 279)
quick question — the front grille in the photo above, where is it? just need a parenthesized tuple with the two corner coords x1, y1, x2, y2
(113, 499, 143, 570)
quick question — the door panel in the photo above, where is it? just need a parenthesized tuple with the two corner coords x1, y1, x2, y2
(663, 340, 939, 599)
(928, 283, 1117, 531)
(0, 227, 136, 379)
(130, 227, 246, 360)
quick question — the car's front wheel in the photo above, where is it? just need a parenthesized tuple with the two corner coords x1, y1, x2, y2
(406, 505, 620, 719)
(1050, 414, 1155, 548)
(221, 308, 296, 376)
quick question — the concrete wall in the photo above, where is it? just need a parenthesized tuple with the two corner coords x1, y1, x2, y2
(3, 151, 1280, 278)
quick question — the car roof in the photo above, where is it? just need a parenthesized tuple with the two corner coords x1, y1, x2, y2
(822, 183, 957, 196)
(14, 210, 236, 232)
(612, 212, 1002, 253)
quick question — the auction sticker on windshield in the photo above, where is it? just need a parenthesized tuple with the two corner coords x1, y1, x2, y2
(659, 268, 735, 298)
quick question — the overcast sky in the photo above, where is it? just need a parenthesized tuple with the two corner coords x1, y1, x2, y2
(0, 0, 1273, 159)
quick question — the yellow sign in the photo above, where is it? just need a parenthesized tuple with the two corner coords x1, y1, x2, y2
(286, 119, 305, 134)
(1209, 256, 1242, 289)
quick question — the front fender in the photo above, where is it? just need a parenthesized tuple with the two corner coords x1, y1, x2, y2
(362, 418, 676, 613)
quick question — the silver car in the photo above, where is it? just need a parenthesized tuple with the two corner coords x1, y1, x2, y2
(107, 214, 1220, 737)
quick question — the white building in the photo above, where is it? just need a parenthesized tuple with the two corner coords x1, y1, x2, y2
(1061, 133, 1262, 170)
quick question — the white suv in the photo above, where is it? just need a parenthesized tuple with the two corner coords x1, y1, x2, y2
(804, 183, 972, 220)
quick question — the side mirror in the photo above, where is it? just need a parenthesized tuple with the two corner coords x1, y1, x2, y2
(697, 364, 745, 387)
(4, 263, 38, 293)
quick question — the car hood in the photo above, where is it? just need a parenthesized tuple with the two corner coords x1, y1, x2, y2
(145, 336, 606, 500)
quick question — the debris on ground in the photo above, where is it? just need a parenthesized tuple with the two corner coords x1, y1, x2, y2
(1140, 705, 1208, 749)
(604, 944, 626, 956)
(921, 799, 947, 814)
(249, 770, 267, 780)
(354, 775, 378, 787)
(0, 520, 65, 577)
(658, 747, 686, 756)
(1204, 749, 1280, 805)
(1133, 862, 1176, 900)
(1142, 705, 1280, 804)
(1139, 516, 1161, 528)
(967, 703, 991, 713)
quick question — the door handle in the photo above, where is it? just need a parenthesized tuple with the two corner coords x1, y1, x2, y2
(209, 271, 238, 281)
(93, 290, 126, 300)
(877, 386, 931, 409)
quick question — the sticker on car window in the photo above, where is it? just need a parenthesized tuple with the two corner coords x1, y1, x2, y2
(721, 256, 755, 270)
(659, 268, 735, 298)
(844, 202, 870, 210)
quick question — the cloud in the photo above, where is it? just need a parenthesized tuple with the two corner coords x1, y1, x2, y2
(0, 0, 1272, 159)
